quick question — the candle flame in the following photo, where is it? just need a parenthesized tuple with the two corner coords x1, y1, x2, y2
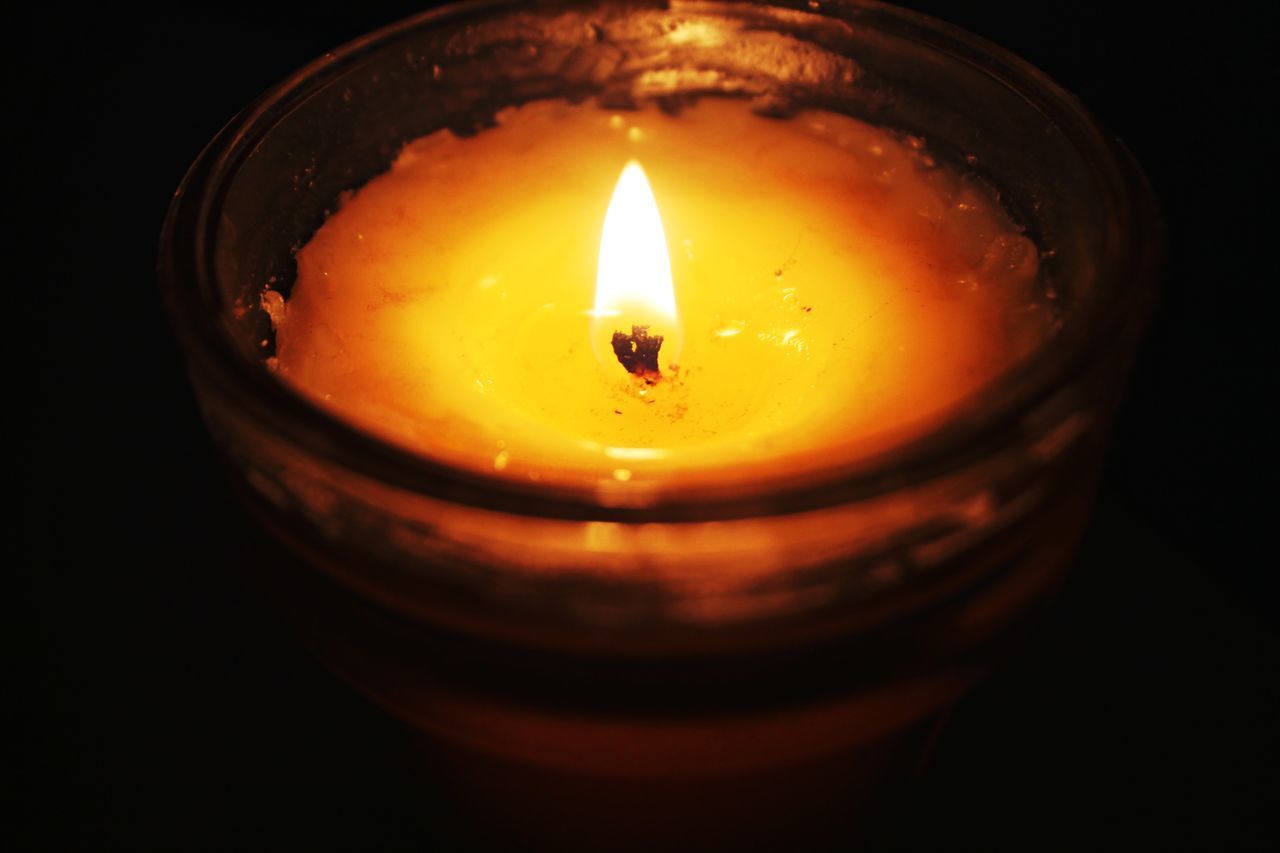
(594, 161, 678, 335)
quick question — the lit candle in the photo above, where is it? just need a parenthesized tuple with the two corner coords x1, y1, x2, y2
(162, 5, 1160, 844)
(265, 98, 1049, 491)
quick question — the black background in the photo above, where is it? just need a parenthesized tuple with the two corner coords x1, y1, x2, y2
(15, 1, 1277, 849)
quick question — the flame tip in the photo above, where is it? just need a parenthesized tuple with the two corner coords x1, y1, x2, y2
(594, 157, 677, 322)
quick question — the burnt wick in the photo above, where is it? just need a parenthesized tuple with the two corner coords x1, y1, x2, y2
(611, 325, 664, 380)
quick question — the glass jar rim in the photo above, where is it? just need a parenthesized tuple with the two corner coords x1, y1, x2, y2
(158, 0, 1161, 523)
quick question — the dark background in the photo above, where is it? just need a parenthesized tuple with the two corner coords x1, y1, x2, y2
(15, 1, 1277, 849)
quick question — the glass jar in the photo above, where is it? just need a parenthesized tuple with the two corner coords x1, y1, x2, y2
(159, 1, 1159, 848)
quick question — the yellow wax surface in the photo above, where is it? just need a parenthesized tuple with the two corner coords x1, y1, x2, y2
(268, 99, 1049, 490)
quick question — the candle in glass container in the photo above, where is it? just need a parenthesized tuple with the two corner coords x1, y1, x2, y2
(264, 98, 1049, 491)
